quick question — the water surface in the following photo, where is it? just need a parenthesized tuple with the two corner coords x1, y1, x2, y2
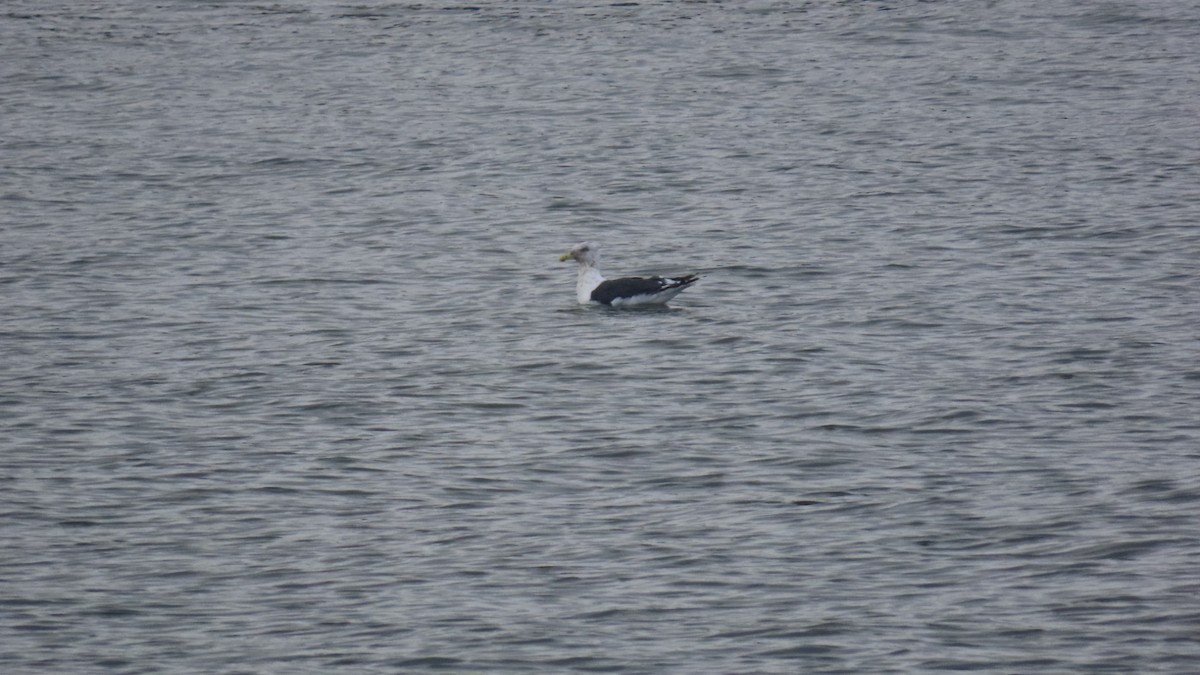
(3, 1, 1200, 672)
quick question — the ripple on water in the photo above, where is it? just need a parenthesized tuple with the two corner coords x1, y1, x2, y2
(3, 1, 1200, 673)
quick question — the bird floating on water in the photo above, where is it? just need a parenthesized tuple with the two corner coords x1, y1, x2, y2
(559, 242, 698, 307)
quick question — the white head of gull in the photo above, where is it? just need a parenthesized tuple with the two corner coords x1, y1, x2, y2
(559, 241, 698, 307)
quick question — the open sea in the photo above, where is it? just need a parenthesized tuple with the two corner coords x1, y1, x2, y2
(3, 1, 1200, 672)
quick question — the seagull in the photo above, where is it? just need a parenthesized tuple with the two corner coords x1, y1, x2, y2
(559, 242, 698, 307)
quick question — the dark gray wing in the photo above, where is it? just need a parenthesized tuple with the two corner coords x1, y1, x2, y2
(590, 275, 698, 305)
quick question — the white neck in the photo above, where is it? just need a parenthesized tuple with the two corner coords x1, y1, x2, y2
(576, 263, 605, 304)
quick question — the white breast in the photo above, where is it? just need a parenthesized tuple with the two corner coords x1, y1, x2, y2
(576, 267, 605, 304)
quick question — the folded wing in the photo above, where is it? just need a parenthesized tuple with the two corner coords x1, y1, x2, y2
(590, 274, 699, 306)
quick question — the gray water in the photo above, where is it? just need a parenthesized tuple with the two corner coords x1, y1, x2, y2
(4, 1, 1200, 672)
